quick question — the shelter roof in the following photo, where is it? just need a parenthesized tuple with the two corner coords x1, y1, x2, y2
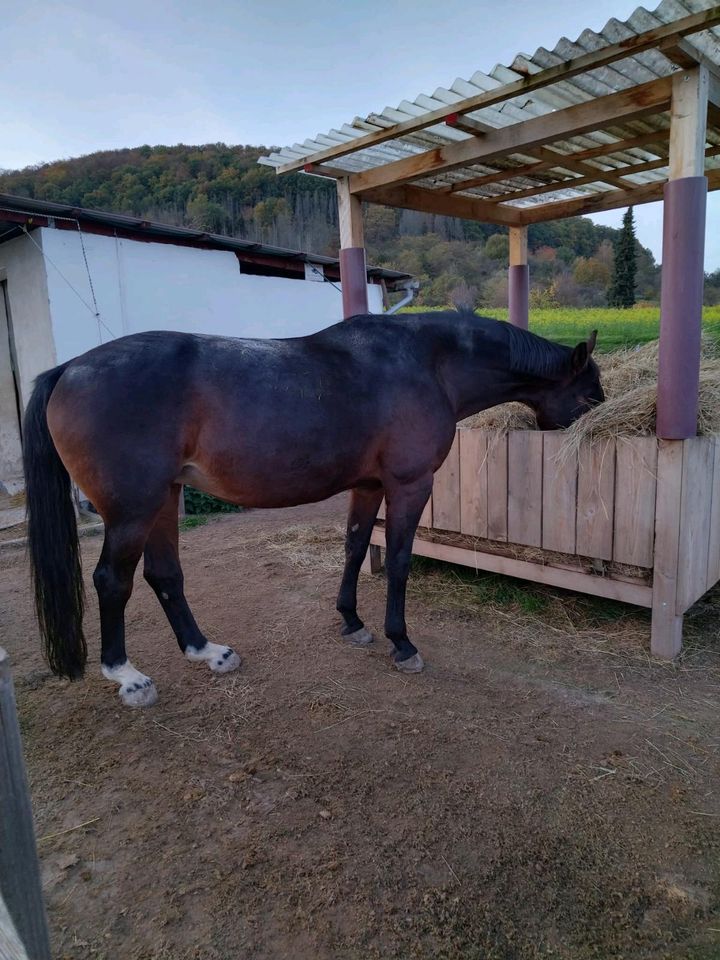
(260, 1, 720, 224)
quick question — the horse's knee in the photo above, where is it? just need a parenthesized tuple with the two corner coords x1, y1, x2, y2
(93, 563, 133, 606)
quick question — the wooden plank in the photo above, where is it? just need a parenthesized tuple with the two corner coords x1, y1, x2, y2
(651, 440, 684, 658)
(359, 182, 521, 226)
(350, 77, 672, 195)
(445, 131, 668, 194)
(523, 166, 720, 223)
(509, 225, 528, 266)
(669, 67, 709, 180)
(0, 648, 52, 960)
(507, 431, 544, 547)
(369, 527, 653, 607)
(432, 433, 461, 532)
(542, 434, 578, 555)
(274, 7, 720, 174)
(576, 439, 615, 561)
(613, 438, 658, 568)
(677, 437, 715, 612)
(459, 429, 488, 538)
(706, 437, 720, 592)
(362, 544, 383, 575)
(485, 151, 704, 204)
(486, 435, 508, 542)
(336, 177, 364, 248)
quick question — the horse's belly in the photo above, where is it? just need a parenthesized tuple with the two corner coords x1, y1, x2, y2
(177, 456, 372, 509)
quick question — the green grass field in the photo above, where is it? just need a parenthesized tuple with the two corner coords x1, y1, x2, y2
(403, 305, 720, 352)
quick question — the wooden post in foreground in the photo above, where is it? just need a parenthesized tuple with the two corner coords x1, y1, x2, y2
(337, 178, 369, 319)
(508, 225, 529, 329)
(0, 647, 52, 960)
(657, 67, 708, 440)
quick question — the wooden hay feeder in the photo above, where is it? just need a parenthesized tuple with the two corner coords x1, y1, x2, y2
(371, 429, 720, 657)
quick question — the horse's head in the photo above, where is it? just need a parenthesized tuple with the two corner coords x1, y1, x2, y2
(531, 331, 603, 429)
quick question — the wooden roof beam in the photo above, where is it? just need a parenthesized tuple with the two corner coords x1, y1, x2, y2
(359, 182, 524, 226)
(442, 131, 668, 193)
(487, 144, 720, 204)
(273, 6, 720, 175)
(516, 166, 720, 224)
(444, 113, 494, 136)
(349, 76, 672, 195)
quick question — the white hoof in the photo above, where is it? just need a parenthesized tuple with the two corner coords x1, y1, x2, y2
(343, 626, 374, 646)
(395, 653, 424, 674)
(120, 680, 158, 707)
(186, 642, 242, 674)
(102, 661, 158, 708)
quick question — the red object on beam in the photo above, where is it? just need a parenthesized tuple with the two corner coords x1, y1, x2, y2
(657, 176, 707, 440)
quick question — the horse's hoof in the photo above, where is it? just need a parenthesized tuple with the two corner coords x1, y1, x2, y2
(119, 678, 158, 708)
(395, 653, 424, 674)
(186, 642, 242, 674)
(210, 649, 242, 674)
(343, 626, 374, 646)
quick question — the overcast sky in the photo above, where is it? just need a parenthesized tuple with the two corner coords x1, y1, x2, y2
(3, 0, 718, 269)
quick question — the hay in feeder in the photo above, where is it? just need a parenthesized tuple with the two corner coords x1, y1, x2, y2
(461, 338, 720, 447)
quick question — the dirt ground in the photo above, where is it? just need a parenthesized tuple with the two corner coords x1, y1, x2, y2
(2, 495, 720, 960)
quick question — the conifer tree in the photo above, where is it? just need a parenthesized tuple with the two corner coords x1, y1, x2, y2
(608, 207, 637, 308)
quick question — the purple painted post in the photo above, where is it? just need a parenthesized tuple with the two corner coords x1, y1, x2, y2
(508, 264, 529, 330)
(657, 176, 707, 440)
(339, 247, 369, 319)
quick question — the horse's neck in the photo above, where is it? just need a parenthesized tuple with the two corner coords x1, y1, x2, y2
(436, 321, 571, 421)
(436, 330, 533, 421)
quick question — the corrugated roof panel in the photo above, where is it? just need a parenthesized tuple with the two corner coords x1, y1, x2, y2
(259, 0, 720, 214)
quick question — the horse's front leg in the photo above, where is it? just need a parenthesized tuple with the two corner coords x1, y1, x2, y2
(336, 486, 384, 645)
(383, 474, 433, 673)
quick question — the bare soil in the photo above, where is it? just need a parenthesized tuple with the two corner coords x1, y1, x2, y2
(2, 495, 720, 960)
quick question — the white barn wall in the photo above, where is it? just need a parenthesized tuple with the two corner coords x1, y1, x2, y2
(40, 229, 383, 363)
(0, 232, 55, 409)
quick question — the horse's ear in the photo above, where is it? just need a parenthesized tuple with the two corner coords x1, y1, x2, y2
(570, 340, 589, 374)
(570, 329, 598, 374)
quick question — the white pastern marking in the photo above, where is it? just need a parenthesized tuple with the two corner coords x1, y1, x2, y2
(101, 660, 158, 707)
(186, 641, 242, 674)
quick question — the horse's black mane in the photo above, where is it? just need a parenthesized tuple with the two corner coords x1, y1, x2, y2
(413, 309, 574, 380)
(359, 309, 574, 380)
(503, 321, 572, 379)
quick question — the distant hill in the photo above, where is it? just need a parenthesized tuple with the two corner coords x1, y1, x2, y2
(0, 142, 661, 307)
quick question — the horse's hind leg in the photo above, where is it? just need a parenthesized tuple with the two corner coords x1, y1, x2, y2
(95, 520, 158, 708)
(143, 485, 241, 674)
(336, 487, 384, 645)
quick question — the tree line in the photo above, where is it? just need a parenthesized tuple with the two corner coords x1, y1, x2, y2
(3, 142, 719, 307)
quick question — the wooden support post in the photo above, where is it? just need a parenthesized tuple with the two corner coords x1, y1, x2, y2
(651, 441, 684, 658)
(508, 225, 529, 330)
(0, 648, 52, 960)
(337, 178, 369, 319)
(361, 544, 383, 574)
(657, 67, 709, 440)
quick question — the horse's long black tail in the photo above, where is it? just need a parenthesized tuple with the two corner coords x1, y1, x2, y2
(23, 363, 86, 679)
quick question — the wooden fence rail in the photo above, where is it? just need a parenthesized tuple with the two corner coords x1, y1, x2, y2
(0, 647, 51, 960)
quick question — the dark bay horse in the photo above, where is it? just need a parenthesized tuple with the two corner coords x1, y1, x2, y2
(23, 311, 601, 707)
